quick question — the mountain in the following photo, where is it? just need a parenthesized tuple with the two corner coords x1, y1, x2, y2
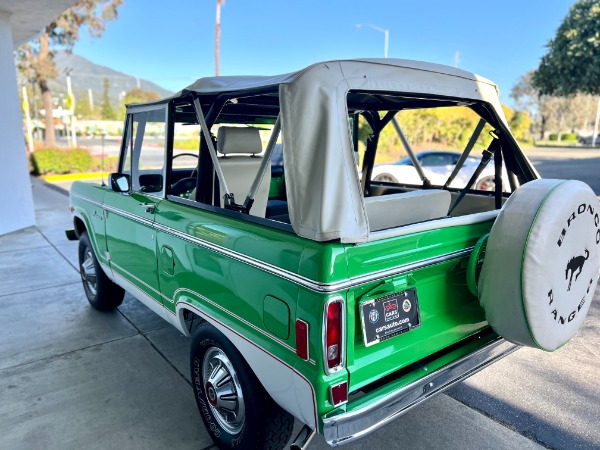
(48, 51, 173, 108)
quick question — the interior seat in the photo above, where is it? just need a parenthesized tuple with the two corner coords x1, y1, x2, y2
(216, 127, 271, 217)
(365, 190, 451, 231)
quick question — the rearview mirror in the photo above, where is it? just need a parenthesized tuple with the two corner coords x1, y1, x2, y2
(109, 173, 131, 193)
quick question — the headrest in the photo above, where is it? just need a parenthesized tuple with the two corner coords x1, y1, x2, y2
(217, 127, 262, 155)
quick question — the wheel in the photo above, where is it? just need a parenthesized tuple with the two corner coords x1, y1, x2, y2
(478, 179, 599, 351)
(475, 175, 496, 191)
(373, 173, 399, 183)
(78, 231, 125, 311)
(190, 322, 294, 449)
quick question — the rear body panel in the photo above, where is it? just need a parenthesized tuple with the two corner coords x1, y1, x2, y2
(343, 220, 494, 391)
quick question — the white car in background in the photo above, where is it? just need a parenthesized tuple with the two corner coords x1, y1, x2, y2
(371, 150, 499, 190)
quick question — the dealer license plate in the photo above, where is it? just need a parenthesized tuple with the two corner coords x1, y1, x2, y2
(360, 288, 421, 347)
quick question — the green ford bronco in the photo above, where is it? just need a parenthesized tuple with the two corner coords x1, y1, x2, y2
(67, 59, 600, 449)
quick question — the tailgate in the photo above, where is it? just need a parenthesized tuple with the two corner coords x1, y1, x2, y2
(344, 221, 492, 392)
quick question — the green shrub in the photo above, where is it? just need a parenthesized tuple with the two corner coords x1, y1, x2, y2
(92, 155, 119, 172)
(30, 147, 94, 174)
(31, 148, 70, 174)
(66, 148, 94, 173)
(549, 132, 577, 141)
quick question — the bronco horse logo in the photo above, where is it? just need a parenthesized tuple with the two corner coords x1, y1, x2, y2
(565, 249, 590, 291)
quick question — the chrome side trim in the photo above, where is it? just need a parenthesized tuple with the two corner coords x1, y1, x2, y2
(111, 261, 172, 304)
(71, 193, 473, 293)
(322, 339, 519, 446)
(155, 221, 472, 293)
(153, 222, 325, 291)
(103, 204, 155, 227)
(71, 191, 103, 208)
(174, 288, 316, 364)
(329, 248, 472, 292)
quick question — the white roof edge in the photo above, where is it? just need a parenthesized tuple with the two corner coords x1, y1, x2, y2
(178, 58, 497, 96)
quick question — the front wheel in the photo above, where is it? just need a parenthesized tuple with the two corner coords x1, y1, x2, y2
(190, 322, 294, 449)
(78, 231, 124, 311)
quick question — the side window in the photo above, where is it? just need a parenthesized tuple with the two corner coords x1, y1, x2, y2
(170, 118, 201, 199)
(121, 108, 167, 194)
(420, 154, 454, 167)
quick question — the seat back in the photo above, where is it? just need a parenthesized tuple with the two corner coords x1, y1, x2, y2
(217, 127, 271, 217)
(365, 189, 451, 231)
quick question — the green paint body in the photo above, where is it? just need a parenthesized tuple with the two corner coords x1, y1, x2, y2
(70, 180, 495, 432)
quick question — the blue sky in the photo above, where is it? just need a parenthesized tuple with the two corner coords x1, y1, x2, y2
(73, 0, 576, 107)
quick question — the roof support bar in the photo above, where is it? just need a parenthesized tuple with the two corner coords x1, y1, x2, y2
(243, 115, 281, 212)
(391, 116, 430, 187)
(444, 118, 486, 189)
(192, 97, 232, 202)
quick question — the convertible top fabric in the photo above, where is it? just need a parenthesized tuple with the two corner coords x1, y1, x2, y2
(158, 59, 508, 243)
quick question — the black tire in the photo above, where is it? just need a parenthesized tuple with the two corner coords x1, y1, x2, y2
(373, 173, 399, 183)
(190, 322, 294, 450)
(78, 231, 125, 311)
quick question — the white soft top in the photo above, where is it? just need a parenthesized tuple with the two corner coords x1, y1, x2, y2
(181, 59, 507, 243)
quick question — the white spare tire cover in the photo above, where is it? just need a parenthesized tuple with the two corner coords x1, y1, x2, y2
(479, 179, 600, 351)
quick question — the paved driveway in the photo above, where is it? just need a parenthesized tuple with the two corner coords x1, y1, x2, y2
(1, 147, 599, 449)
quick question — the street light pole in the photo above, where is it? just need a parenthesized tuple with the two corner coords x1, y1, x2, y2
(356, 23, 389, 58)
(215, 0, 224, 76)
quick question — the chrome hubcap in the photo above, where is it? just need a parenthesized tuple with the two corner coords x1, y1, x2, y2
(202, 347, 245, 434)
(81, 250, 97, 295)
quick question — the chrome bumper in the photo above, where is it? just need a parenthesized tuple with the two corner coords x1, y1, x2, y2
(322, 339, 519, 446)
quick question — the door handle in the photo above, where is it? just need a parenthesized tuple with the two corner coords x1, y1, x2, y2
(139, 203, 156, 213)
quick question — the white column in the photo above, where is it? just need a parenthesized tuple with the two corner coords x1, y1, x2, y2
(0, 10, 35, 235)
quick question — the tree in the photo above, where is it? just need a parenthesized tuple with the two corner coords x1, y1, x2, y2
(532, 0, 600, 96)
(75, 95, 95, 119)
(511, 72, 596, 140)
(101, 77, 116, 120)
(532, 0, 600, 145)
(117, 88, 160, 120)
(16, 0, 122, 147)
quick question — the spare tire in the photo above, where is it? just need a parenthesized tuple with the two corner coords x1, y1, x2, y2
(479, 179, 600, 351)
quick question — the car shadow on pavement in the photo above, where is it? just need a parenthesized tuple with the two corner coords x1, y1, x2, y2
(448, 288, 600, 450)
(447, 383, 598, 450)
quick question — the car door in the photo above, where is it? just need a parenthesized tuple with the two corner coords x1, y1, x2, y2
(104, 106, 167, 313)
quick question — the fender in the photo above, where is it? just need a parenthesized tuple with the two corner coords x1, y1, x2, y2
(174, 293, 318, 430)
(73, 208, 115, 281)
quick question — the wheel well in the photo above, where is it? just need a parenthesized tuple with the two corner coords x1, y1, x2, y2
(182, 308, 205, 335)
(74, 217, 86, 237)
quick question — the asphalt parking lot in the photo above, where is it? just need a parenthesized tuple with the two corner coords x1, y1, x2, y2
(1, 147, 599, 449)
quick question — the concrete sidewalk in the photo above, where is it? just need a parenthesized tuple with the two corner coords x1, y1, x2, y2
(0, 177, 544, 450)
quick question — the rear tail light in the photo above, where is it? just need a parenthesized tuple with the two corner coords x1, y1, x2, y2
(295, 319, 309, 360)
(323, 298, 345, 374)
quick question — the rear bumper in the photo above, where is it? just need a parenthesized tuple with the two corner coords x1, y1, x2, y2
(322, 338, 518, 446)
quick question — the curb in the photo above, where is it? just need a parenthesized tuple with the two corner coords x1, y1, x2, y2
(41, 172, 109, 182)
